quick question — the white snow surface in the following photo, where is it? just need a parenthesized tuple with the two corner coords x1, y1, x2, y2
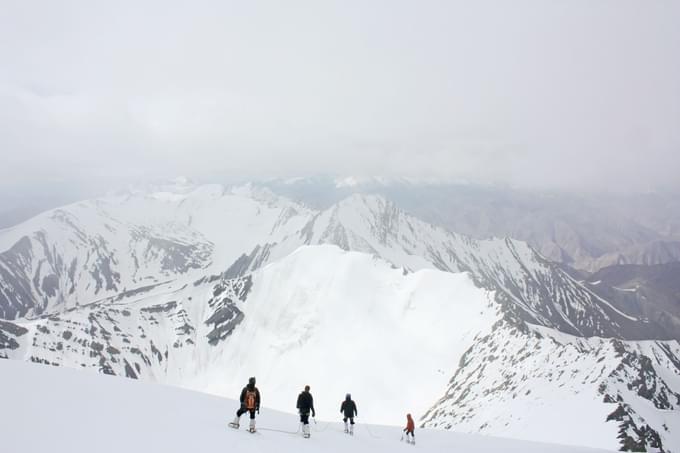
(0, 359, 616, 453)
(191, 245, 499, 425)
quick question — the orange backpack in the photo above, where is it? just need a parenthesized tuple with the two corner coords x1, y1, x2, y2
(245, 390, 257, 410)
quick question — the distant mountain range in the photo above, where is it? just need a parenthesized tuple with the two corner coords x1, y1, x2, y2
(260, 176, 680, 272)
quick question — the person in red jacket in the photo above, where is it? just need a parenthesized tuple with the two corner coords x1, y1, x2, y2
(402, 413, 415, 444)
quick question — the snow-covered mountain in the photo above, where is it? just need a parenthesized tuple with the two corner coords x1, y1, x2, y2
(0, 182, 310, 319)
(3, 182, 669, 340)
(0, 206, 212, 319)
(215, 192, 675, 341)
(1, 182, 679, 452)
(2, 359, 617, 453)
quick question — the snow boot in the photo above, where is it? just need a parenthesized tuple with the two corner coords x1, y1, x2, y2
(303, 424, 310, 438)
(350, 424, 354, 435)
(229, 416, 240, 429)
(249, 419, 256, 433)
(344, 422, 349, 433)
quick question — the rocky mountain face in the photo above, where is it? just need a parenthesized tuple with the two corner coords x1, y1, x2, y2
(0, 182, 679, 452)
(583, 262, 680, 341)
(422, 322, 680, 451)
(0, 270, 251, 380)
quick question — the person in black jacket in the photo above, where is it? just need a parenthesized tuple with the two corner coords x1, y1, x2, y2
(296, 385, 315, 438)
(230, 377, 261, 432)
(340, 393, 358, 435)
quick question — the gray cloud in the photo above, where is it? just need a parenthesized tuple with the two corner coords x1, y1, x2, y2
(1, 0, 679, 198)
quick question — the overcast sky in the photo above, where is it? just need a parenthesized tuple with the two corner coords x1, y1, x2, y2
(1, 0, 679, 204)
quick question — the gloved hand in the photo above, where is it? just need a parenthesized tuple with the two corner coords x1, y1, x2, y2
(312, 410, 316, 418)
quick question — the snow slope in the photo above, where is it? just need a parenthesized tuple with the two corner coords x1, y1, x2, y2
(0, 359, 616, 453)
(189, 246, 499, 424)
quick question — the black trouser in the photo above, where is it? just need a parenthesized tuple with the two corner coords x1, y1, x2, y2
(300, 412, 310, 425)
(343, 417, 355, 425)
(237, 407, 256, 419)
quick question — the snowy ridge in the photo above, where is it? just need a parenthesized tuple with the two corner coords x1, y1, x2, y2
(258, 176, 680, 272)
(239, 194, 661, 340)
(422, 323, 680, 451)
